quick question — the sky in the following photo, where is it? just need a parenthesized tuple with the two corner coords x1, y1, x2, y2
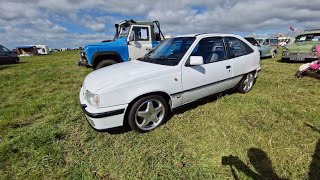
(1, 0, 320, 49)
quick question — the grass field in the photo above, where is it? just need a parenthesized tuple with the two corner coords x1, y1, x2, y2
(0, 50, 319, 179)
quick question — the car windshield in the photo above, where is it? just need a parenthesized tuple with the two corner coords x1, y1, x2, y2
(118, 25, 130, 38)
(245, 38, 259, 46)
(262, 39, 269, 45)
(256, 39, 264, 45)
(295, 33, 320, 42)
(138, 37, 196, 66)
(270, 39, 278, 45)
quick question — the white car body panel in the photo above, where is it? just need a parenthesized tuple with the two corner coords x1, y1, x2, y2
(80, 33, 261, 130)
(181, 59, 233, 104)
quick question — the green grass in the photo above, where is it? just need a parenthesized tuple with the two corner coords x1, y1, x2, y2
(0, 50, 319, 179)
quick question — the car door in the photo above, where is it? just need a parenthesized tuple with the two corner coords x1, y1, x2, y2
(2, 46, 16, 62)
(0, 46, 11, 65)
(127, 25, 152, 60)
(181, 37, 233, 104)
(224, 36, 257, 86)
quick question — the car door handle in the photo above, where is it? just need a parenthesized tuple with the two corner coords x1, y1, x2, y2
(226, 65, 231, 69)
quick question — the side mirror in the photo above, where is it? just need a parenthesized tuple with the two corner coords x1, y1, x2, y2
(188, 56, 204, 66)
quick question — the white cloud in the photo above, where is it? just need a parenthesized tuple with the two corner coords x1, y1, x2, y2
(0, 0, 320, 49)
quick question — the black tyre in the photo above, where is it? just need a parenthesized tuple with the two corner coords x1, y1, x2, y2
(94, 59, 117, 70)
(128, 95, 169, 133)
(238, 72, 255, 93)
(14, 58, 19, 64)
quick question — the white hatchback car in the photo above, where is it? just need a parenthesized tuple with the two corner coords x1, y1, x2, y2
(80, 33, 261, 133)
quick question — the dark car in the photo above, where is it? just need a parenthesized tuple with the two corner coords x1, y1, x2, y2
(0, 45, 19, 65)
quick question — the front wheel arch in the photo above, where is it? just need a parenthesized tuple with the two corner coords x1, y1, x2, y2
(123, 92, 172, 128)
(92, 52, 123, 67)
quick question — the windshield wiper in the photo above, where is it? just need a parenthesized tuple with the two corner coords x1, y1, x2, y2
(137, 56, 156, 62)
(162, 57, 177, 60)
(152, 57, 177, 61)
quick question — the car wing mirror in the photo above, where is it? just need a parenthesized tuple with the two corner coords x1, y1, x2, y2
(187, 56, 204, 66)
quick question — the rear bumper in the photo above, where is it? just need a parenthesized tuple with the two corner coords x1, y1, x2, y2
(254, 67, 261, 78)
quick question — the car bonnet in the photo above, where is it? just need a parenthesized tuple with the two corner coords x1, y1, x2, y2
(83, 60, 170, 93)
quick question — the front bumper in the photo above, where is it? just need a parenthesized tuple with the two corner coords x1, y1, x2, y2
(80, 104, 127, 131)
(261, 53, 272, 58)
(78, 51, 89, 66)
(282, 52, 318, 61)
(79, 86, 128, 131)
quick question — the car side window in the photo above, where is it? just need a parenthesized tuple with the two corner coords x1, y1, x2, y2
(131, 26, 150, 41)
(0, 46, 7, 55)
(312, 35, 320, 41)
(270, 39, 278, 45)
(225, 37, 254, 58)
(190, 37, 227, 64)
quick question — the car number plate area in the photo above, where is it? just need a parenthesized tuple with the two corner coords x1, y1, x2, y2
(290, 57, 303, 61)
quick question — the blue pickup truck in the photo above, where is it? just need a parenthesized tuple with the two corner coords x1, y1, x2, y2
(78, 20, 165, 69)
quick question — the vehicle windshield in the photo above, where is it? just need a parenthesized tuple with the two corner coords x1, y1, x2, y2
(262, 39, 269, 45)
(245, 38, 259, 46)
(295, 33, 320, 42)
(118, 25, 130, 38)
(256, 39, 264, 45)
(137, 37, 196, 66)
(270, 39, 278, 45)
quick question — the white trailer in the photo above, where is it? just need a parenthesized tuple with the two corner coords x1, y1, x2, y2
(33, 45, 50, 55)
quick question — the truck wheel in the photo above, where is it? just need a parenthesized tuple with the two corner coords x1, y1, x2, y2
(271, 51, 276, 58)
(94, 59, 117, 70)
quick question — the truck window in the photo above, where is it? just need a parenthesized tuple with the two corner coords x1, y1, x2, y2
(131, 26, 150, 41)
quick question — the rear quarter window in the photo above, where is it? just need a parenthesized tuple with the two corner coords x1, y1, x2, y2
(225, 37, 254, 58)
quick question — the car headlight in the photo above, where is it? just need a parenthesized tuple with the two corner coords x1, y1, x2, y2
(85, 90, 100, 108)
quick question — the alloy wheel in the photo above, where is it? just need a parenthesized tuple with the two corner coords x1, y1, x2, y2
(135, 99, 165, 131)
(243, 73, 254, 92)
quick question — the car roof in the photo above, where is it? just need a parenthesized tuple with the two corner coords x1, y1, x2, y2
(175, 33, 240, 38)
(256, 37, 277, 40)
(297, 30, 320, 36)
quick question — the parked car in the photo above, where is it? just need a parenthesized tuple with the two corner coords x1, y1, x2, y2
(255, 38, 278, 58)
(278, 37, 294, 47)
(80, 33, 261, 133)
(0, 45, 19, 65)
(282, 30, 320, 62)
